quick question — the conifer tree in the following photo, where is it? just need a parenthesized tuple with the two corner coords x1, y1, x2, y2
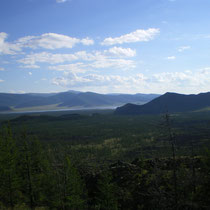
(95, 171, 118, 210)
(0, 125, 20, 208)
(164, 112, 178, 209)
(18, 133, 52, 208)
(62, 156, 87, 210)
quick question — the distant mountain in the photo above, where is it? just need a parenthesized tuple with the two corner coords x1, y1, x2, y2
(0, 106, 12, 111)
(0, 91, 160, 112)
(115, 92, 210, 115)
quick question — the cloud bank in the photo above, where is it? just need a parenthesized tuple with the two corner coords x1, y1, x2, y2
(0, 32, 94, 55)
(51, 68, 210, 94)
(18, 47, 136, 71)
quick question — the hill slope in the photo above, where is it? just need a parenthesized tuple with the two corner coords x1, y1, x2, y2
(115, 92, 210, 115)
(0, 91, 159, 111)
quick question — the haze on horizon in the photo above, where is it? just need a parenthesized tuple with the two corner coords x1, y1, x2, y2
(0, 0, 210, 95)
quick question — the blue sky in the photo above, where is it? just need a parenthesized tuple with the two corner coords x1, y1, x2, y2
(1, 0, 210, 94)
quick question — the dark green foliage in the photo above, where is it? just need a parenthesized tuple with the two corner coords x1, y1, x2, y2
(95, 171, 118, 210)
(195, 149, 210, 208)
(62, 156, 86, 210)
(18, 134, 52, 208)
(1, 111, 210, 209)
(0, 124, 20, 208)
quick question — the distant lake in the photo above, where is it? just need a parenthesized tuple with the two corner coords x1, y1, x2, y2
(0, 106, 117, 115)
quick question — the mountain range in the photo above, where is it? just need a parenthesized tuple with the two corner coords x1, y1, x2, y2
(0, 91, 159, 112)
(115, 92, 210, 115)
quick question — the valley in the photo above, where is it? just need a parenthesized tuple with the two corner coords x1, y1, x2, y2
(1, 92, 210, 209)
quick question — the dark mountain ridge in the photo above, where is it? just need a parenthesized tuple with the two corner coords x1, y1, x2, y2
(115, 92, 210, 115)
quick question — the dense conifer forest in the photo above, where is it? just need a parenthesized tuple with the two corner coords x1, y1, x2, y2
(1, 110, 210, 209)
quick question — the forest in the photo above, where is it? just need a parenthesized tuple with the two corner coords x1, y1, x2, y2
(0, 110, 210, 209)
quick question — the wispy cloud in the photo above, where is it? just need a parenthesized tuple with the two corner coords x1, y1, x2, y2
(178, 46, 191, 52)
(0, 32, 22, 55)
(18, 46, 136, 66)
(52, 73, 146, 89)
(18, 47, 136, 71)
(17, 33, 94, 50)
(48, 57, 135, 73)
(89, 58, 135, 70)
(56, 0, 68, 3)
(18, 52, 79, 65)
(20, 64, 40, 69)
(49, 63, 87, 73)
(167, 56, 176, 60)
(105, 47, 136, 57)
(101, 28, 160, 46)
(0, 79, 4, 82)
(0, 67, 5, 71)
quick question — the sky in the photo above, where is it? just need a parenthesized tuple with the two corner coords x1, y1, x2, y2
(1, 0, 210, 94)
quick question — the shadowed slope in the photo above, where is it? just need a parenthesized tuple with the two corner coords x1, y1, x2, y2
(115, 92, 210, 115)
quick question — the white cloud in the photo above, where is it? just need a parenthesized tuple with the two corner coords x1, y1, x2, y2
(101, 28, 160, 46)
(20, 64, 40, 69)
(147, 69, 210, 93)
(48, 57, 135, 73)
(49, 63, 87, 73)
(199, 67, 210, 74)
(0, 32, 94, 55)
(18, 52, 78, 65)
(51, 67, 210, 94)
(0, 67, 5, 71)
(0, 32, 22, 55)
(151, 71, 192, 83)
(52, 73, 146, 88)
(19, 47, 136, 66)
(28, 72, 32, 75)
(56, 0, 67, 3)
(52, 73, 91, 86)
(19, 49, 136, 71)
(167, 56, 176, 60)
(178, 46, 191, 52)
(17, 33, 86, 50)
(89, 58, 135, 70)
(0, 79, 4, 82)
(105, 47, 136, 57)
(18, 51, 102, 66)
(81, 38, 94, 45)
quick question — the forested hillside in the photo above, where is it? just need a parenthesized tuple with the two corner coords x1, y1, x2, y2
(1, 110, 210, 209)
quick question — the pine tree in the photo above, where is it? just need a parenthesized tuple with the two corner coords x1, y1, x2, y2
(164, 112, 178, 209)
(95, 171, 118, 210)
(0, 125, 21, 208)
(18, 133, 52, 208)
(62, 156, 87, 210)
